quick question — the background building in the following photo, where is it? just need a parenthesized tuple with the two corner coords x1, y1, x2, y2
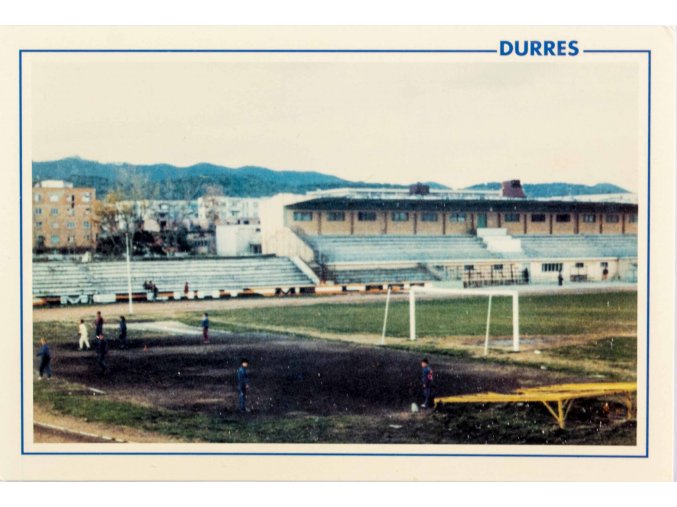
(32, 180, 97, 251)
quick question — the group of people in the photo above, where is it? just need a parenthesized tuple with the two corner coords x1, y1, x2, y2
(142, 280, 160, 299)
(74, 310, 126, 374)
(36, 310, 254, 413)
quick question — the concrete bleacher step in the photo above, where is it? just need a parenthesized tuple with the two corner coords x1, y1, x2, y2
(32, 256, 315, 297)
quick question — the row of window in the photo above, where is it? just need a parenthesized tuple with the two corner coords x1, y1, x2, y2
(34, 221, 91, 229)
(36, 234, 93, 245)
(293, 211, 638, 224)
(34, 207, 92, 216)
(34, 193, 92, 204)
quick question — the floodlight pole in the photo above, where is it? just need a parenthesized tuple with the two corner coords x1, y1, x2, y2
(381, 286, 392, 345)
(125, 232, 134, 315)
(409, 288, 416, 341)
(484, 294, 493, 356)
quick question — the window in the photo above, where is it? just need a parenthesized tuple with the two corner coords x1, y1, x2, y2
(50, 208, 59, 216)
(493, 264, 503, 271)
(504, 213, 520, 223)
(34, 194, 42, 203)
(449, 213, 466, 223)
(67, 222, 76, 229)
(50, 235, 60, 244)
(391, 212, 409, 222)
(326, 212, 345, 222)
(575, 262, 585, 268)
(464, 265, 474, 271)
(555, 214, 571, 223)
(293, 211, 313, 222)
(35, 221, 43, 228)
(83, 221, 91, 229)
(542, 263, 563, 272)
(600, 262, 609, 268)
(420, 212, 438, 222)
(67, 235, 75, 243)
(606, 214, 620, 223)
(49, 194, 60, 203)
(582, 214, 596, 223)
(531, 214, 546, 222)
(628, 214, 638, 223)
(67, 208, 75, 216)
(82, 192, 91, 203)
(358, 211, 377, 221)
(51, 222, 59, 229)
(34, 208, 43, 215)
(84, 234, 91, 241)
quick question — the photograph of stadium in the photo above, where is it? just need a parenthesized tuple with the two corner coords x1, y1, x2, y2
(29, 55, 640, 446)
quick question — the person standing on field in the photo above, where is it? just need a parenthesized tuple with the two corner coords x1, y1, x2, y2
(95, 311, 104, 339)
(118, 316, 128, 349)
(201, 312, 210, 344)
(420, 358, 434, 409)
(236, 359, 250, 412)
(37, 338, 52, 380)
(78, 318, 91, 350)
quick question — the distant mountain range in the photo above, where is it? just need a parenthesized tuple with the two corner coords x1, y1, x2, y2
(466, 181, 630, 198)
(32, 157, 630, 200)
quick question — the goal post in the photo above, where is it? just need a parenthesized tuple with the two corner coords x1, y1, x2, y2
(408, 286, 520, 353)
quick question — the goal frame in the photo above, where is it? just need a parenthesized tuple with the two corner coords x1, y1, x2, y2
(408, 286, 520, 353)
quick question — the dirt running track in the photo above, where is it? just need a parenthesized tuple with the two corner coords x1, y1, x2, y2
(32, 283, 636, 323)
(39, 326, 582, 418)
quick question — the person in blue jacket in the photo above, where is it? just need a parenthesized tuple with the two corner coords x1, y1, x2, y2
(236, 359, 250, 412)
(201, 313, 209, 344)
(36, 338, 52, 379)
(420, 358, 434, 409)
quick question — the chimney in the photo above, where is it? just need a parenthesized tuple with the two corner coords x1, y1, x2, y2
(501, 180, 526, 198)
(409, 182, 430, 196)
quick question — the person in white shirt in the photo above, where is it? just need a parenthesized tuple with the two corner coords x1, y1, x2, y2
(78, 319, 90, 350)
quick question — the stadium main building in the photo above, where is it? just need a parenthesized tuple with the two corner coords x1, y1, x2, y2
(33, 180, 638, 305)
(263, 180, 638, 289)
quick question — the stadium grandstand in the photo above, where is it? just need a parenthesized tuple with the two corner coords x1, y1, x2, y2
(32, 180, 638, 305)
(262, 180, 638, 289)
(32, 256, 317, 306)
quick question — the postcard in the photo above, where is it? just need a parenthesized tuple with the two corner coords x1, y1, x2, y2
(0, 26, 674, 481)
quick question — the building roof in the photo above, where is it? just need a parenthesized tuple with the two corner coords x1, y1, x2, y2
(286, 197, 637, 214)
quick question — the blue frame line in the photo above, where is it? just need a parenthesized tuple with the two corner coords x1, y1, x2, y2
(20, 49, 498, 54)
(19, 48, 651, 459)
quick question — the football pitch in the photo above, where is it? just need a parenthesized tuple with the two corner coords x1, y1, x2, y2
(32, 290, 638, 445)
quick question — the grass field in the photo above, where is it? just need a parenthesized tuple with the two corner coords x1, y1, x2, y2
(31, 291, 638, 445)
(179, 292, 636, 338)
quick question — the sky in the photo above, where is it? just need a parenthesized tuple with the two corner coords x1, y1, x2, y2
(29, 58, 642, 191)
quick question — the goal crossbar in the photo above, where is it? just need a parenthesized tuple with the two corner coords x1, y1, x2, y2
(408, 287, 520, 353)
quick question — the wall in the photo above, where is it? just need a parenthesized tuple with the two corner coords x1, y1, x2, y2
(387, 212, 415, 235)
(216, 224, 261, 256)
(502, 213, 525, 235)
(414, 211, 444, 235)
(352, 211, 386, 235)
(283, 204, 638, 238)
(319, 211, 352, 235)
